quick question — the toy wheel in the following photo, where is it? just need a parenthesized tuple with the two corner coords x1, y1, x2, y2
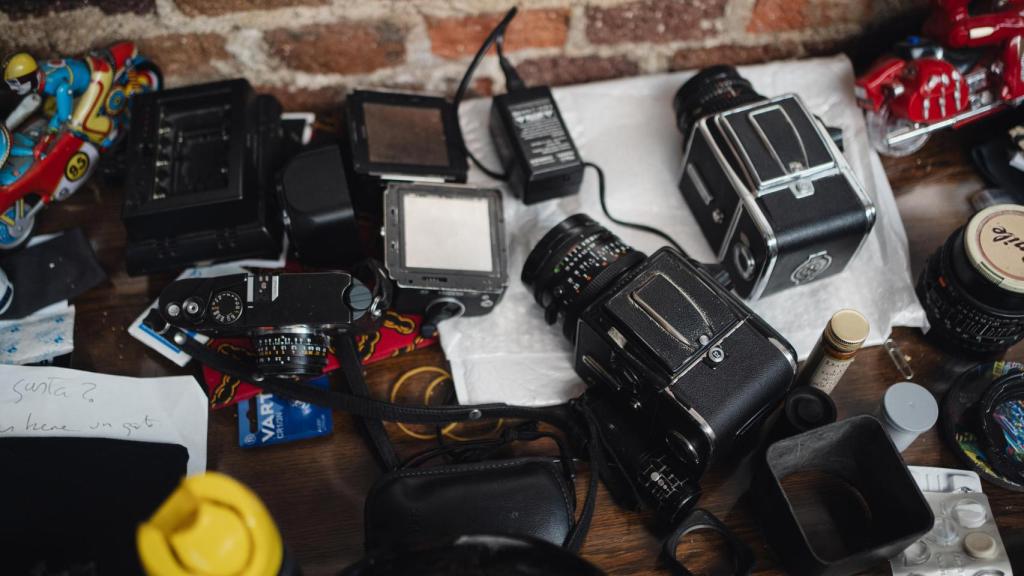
(866, 108, 929, 157)
(0, 199, 36, 250)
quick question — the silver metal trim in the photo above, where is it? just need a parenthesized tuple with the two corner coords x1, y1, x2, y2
(582, 354, 618, 390)
(630, 272, 713, 345)
(748, 104, 810, 176)
(717, 95, 836, 192)
(716, 200, 744, 261)
(686, 163, 714, 206)
(699, 119, 779, 300)
(769, 336, 798, 374)
(668, 320, 744, 385)
(886, 101, 1006, 145)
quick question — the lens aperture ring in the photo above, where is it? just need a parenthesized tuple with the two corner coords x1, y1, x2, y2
(254, 330, 330, 377)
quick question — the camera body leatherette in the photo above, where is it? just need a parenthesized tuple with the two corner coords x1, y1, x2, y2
(573, 248, 797, 479)
(678, 94, 875, 300)
(363, 457, 574, 551)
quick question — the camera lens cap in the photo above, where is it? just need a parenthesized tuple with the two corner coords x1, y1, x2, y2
(785, 387, 837, 432)
(964, 204, 1024, 294)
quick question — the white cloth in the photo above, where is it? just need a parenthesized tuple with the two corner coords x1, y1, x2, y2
(443, 55, 926, 406)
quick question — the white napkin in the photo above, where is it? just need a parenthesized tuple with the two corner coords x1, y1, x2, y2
(443, 55, 926, 406)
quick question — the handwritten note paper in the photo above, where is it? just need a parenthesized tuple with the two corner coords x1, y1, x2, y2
(0, 365, 208, 474)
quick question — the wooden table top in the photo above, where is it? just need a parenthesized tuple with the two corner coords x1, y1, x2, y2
(47, 126, 1023, 575)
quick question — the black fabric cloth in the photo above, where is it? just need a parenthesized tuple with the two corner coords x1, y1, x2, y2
(0, 228, 107, 320)
(1, 437, 188, 575)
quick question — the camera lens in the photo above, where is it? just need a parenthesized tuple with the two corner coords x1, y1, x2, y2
(917, 205, 1024, 355)
(252, 327, 330, 378)
(522, 214, 646, 341)
(673, 65, 766, 144)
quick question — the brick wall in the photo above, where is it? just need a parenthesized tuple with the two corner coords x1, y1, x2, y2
(0, 0, 926, 112)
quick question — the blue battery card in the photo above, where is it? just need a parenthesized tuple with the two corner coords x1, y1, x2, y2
(238, 376, 333, 448)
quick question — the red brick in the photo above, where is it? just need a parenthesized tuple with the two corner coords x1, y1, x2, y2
(266, 20, 406, 75)
(670, 42, 803, 71)
(1, 0, 153, 20)
(516, 55, 640, 87)
(748, 0, 871, 33)
(427, 9, 570, 59)
(137, 33, 230, 81)
(472, 77, 494, 98)
(586, 0, 727, 44)
(175, 0, 328, 16)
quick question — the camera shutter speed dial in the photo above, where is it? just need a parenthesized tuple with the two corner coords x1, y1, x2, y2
(209, 291, 243, 324)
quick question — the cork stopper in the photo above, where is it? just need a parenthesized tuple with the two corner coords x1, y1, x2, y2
(824, 309, 869, 353)
(965, 204, 1024, 294)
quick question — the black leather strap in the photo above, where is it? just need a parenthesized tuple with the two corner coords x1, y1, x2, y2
(335, 336, 400, 471)
(151, 317, 599, 552)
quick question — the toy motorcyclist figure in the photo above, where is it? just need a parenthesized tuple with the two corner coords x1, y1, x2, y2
(3, 41, 143, 149)
(925, 0, 1024, 99)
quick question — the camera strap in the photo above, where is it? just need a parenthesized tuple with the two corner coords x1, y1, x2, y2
(334, 336, 399, 471)
(149, 315, 599, 552)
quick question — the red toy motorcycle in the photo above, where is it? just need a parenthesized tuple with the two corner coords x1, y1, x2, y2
(855, 0, 1024, 156)
(0, 43, 160, 248)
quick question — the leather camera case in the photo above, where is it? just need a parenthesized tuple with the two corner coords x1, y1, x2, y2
(364, 456, 574, 551)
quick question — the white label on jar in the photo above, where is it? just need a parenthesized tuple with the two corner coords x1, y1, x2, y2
(808, 354, 855, 394)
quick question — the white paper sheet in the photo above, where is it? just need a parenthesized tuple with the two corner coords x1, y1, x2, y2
(0, 365, 208, 474)
(443, 55, 927, 406)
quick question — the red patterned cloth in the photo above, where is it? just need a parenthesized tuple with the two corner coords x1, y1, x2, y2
(202, 310, 437, 409)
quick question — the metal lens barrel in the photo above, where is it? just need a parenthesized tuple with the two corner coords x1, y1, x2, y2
(252, 327, 331, 378)
(917, 207, 1024, 355)
(673, 65, 766, 145)
(522, 214, 645, 341)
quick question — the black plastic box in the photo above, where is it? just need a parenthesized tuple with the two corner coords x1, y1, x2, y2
(122, 79, 284, 275)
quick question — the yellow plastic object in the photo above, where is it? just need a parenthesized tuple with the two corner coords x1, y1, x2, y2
(3, 52, 37, 81)
(137, 472, 283, 576)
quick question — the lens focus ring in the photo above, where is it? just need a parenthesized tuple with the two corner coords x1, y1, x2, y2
(523, 214, 644, 341)
(253, 329, 330, 378)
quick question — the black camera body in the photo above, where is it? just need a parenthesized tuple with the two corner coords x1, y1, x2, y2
(523, 215, 797, 522)
(122, 79, 285, 275)
(158, 272, 376, 377)
(675, 66, 875, 300)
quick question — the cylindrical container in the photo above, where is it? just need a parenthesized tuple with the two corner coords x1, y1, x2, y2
(917, 204, 1024, 355)
(796, 309, 870, 394)
(769, 386, 838, 442)
(137, 472, 300, 576)
(879, 381, 939, 452)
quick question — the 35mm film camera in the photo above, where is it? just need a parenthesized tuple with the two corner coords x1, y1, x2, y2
(157, 271, 382, 377)
(523, 214, 797, 522)
(675, 66, 876, 300)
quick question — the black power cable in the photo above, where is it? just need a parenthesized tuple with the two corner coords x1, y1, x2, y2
(452, 7, 520, 180)
(584, 161, 685, 254)
(455, 8, 683, 256)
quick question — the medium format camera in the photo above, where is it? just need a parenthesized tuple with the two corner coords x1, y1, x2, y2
(674, 66, 876, 300)
(382, 182, 509, 336)
(522, 214, 797, 522)
(157, 271, 381, 378)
